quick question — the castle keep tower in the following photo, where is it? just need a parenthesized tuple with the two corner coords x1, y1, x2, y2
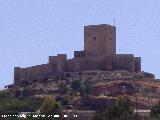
(84, 24, 116, 57)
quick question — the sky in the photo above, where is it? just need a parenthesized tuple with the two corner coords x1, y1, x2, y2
(0, 0, 160, 89)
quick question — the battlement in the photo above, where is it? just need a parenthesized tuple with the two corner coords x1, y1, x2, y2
(49, 54, 67, 63)
(84, 24, 116, 30)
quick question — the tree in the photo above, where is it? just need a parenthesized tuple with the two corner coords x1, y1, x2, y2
(40, 96, 62, 116)
(58, 83, 69, 94)
(94, 112, 104, 120)
(150, 101, 160, 119)
(21, 87, 30, 97)
(82, 80, 93, 97)
(94, 95, 134, 120)
(105, 95, 134, 120)
(71, 80, 81, 92)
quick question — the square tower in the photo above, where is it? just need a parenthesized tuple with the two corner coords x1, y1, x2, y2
(84, 24, 116, 57)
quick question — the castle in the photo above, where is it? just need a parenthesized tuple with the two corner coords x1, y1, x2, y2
(14, 24, 141, 84)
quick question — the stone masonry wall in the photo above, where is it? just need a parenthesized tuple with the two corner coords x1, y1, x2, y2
(14, 63, 53, 84)
(112, 54, 135, 73)
(84, 24, 116, 57)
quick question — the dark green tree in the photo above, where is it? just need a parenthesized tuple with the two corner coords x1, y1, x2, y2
(94, 112, 104, 120)
(83, 80, 93, 97)
(71, 80, 81, 92)
(105, 95, 134, 120)
(94, 95, 134, 120)
(150, 101, 160, 119)
(58, 83, 69, 94)
(22, 87, 30, 97)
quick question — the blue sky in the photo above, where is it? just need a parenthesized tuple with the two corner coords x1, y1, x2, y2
(0, 0, 160, 89)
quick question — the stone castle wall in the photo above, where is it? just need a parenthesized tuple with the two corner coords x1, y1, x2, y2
(14, 54, 141, 84)
(67, 54, 140, 73)
(14, 63, 53, 84)
(112, 54, 135, 73)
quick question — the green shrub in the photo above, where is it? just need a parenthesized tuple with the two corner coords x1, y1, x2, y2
(0, 97, 43, 113)
(71, 80, 81, 92)
(40, 96, 62, 119)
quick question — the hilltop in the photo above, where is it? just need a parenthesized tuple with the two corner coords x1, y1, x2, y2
(4, 70, 158, 110)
